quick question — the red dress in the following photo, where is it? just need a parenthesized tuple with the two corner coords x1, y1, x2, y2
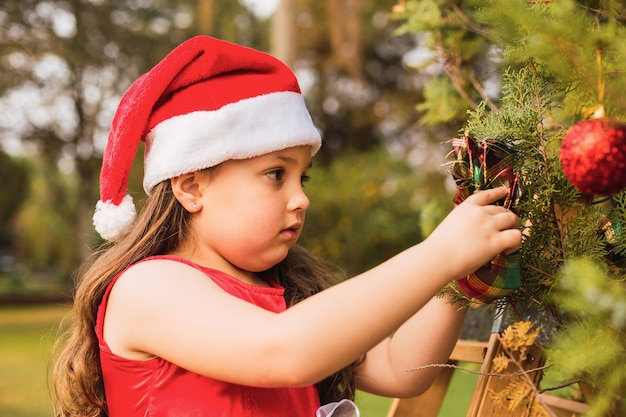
(95, 255, 320, 417)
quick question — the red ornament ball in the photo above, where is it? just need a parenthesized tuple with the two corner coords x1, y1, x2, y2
(559, 117, 626, 195)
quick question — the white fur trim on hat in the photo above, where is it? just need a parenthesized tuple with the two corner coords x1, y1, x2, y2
(93, 194, 137, 240)
(143, 91, 321, 194)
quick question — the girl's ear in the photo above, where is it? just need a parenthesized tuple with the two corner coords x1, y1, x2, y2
(170, 172, 203, 212)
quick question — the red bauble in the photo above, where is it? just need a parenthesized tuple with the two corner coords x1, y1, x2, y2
(559, 117, 626, 195)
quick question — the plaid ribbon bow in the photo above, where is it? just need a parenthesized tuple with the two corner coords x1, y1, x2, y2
(449, 132, 522, 304)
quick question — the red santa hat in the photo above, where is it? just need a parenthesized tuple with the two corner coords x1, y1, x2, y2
(93, 36, 322, 240)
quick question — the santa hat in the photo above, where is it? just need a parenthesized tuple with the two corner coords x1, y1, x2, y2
(93, 36, 322, 240)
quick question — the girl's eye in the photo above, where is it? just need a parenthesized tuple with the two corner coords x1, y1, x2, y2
(266, 169, 285, 181)
(301, 174, 311, 185)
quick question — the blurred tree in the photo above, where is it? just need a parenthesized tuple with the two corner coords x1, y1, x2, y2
(392, 0, 501, 125)
(14, 155, 77, 277)
(198, 0, 216, 34)
(270, 0, 297, 65)
(326, 0, 364, 82)
(293, 0, 448, 161)
(0, 151, 29, 256)
(0, 0, 199, 274)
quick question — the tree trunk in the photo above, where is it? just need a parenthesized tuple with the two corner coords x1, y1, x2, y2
(270, 0, 297, 67)
(198, 0, 215, 35)
(325, 0, 364, 81)
(74, 155, 101, 261)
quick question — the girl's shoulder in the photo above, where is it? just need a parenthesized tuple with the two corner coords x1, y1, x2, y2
(110, 255, 222, 302)
(97, 256, 222, 360)
(119, 255, 238, 285)
(115, 255, 282, 298)
(128, 254, 205, 273)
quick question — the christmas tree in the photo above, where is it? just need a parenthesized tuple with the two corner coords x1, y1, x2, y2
(394, 1, 626, 415)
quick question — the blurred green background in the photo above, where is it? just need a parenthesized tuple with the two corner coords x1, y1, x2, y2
(0, 305, 69, 417)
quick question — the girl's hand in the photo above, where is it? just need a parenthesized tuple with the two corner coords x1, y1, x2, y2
(425, 187, 522, 280)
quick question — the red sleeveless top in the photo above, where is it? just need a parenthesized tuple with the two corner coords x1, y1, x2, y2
(95, 255, 320, 416)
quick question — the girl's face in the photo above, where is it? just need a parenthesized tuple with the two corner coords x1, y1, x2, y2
(190, 145, 312, 278)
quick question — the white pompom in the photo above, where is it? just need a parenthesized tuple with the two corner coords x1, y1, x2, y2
(93, 194, 137, 240)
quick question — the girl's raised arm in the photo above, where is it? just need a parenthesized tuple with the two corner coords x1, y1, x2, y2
(103, 187, 520, 389)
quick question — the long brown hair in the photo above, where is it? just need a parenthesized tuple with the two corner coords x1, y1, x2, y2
(52, 179, 358, 417)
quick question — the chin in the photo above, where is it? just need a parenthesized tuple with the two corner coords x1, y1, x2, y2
(256, 253, 291, 272)
(234, 244, 293, 272)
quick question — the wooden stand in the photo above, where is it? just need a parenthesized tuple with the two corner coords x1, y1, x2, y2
(386, 334, 589, 417)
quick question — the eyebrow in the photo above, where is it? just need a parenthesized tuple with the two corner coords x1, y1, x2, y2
(275, 155, 313, 169)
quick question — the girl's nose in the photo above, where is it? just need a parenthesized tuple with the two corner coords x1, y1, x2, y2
(288, 185, 310, 212)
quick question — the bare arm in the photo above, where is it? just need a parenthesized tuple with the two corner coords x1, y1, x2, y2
(355, 293, 467, 398)
(103, 187, 520, 388)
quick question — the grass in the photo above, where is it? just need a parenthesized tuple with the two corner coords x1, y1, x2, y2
(0, 304, 477, 416)
(0, 303, 71, 417)
(356, 363, 478, 417)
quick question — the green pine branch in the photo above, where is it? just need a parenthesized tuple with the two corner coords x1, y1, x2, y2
(444, 66, 626, 320)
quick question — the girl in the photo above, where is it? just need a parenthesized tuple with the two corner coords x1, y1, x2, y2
(53, 36, 521, 417)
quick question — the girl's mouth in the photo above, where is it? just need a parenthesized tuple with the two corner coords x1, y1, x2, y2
(281, 223, 302, 241)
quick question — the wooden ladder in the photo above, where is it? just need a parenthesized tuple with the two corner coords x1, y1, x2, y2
(385, 333, 589, 417)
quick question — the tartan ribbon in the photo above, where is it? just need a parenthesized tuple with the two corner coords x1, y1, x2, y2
(448, 132, 522, 304)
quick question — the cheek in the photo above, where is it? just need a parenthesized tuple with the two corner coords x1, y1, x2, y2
(201, 177, 285, 235)
(203, 197, 276, 238)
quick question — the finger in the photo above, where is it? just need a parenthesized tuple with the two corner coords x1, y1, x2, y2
(481, 204, 510, 215)
(493, 209, 521, 230)
(466, 187, 510, 206)
(500, 228, 523, 255)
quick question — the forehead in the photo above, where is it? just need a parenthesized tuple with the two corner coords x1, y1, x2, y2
(252, 145, 313, 166)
